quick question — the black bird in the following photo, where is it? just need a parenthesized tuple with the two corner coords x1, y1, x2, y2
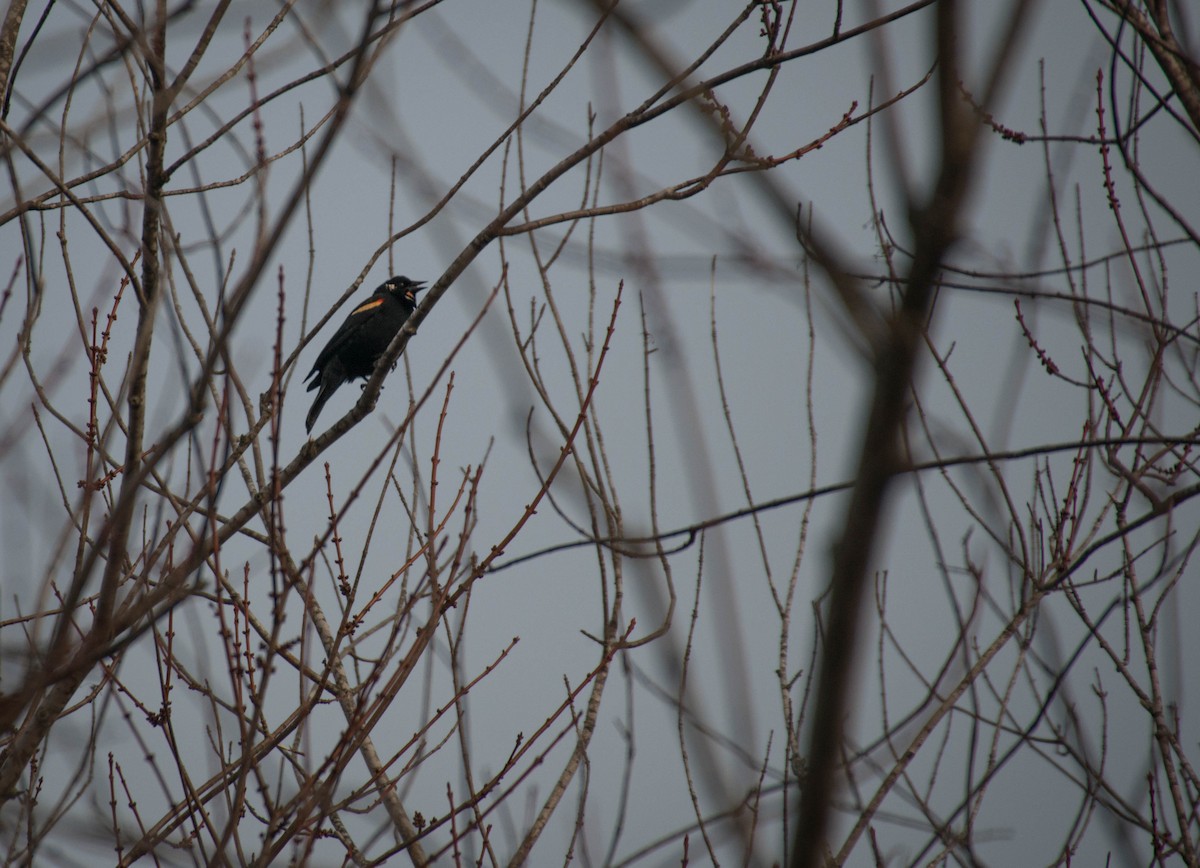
(304, 276, 425, 433)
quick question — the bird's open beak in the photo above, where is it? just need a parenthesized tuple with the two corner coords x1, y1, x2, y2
(406, 281, 427, 303)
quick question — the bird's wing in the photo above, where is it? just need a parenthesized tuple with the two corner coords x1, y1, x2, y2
(305, 293, 386, 381)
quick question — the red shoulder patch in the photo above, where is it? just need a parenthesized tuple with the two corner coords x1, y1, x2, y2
(351, 298, 384, 316)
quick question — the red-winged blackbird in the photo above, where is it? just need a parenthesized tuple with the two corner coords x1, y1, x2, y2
(304, 275, 425, 433)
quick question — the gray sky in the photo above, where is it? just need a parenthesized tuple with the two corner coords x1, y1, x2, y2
(2, 1, 1198, 864)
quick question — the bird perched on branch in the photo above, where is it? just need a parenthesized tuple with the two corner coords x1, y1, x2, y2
(304, 275, 425, 433)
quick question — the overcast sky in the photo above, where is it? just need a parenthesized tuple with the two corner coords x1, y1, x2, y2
(3, 1, 1198, 865)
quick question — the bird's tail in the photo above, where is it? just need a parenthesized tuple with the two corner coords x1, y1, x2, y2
(306, 378, 336, 433)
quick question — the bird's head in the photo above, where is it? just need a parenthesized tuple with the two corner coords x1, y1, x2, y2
(384, 275, 426, 305)
(381, 278, 429, 309)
